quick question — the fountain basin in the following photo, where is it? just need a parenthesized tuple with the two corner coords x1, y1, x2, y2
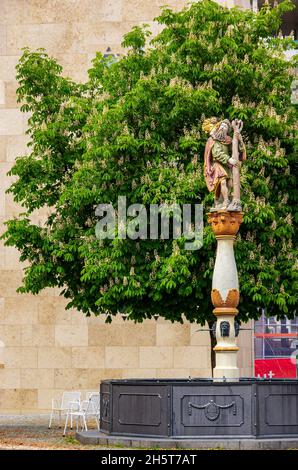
(99, 378, 298, 439)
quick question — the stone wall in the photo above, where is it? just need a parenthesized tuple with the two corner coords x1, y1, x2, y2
(0, 0, 253, 413)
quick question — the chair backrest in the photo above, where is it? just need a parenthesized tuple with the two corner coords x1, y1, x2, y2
(61, 391, 81, 410)
(85, 391, 98, 401)
(86, 393, 100, 414)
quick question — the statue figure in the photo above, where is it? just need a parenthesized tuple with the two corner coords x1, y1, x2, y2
(202, 117, 246, 211)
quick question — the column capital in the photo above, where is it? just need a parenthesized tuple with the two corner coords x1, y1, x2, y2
(207, 210, 243, 237)
(211, 288, 240, 309)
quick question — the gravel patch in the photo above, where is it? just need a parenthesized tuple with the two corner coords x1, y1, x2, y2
(0, 414, 113, 450)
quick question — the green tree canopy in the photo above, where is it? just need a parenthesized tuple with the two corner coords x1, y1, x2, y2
(2, 0, 297, 325)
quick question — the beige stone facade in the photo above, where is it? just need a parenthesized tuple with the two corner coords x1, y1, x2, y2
(0, 0, 253, 413)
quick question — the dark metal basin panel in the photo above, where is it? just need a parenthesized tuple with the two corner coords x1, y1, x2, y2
(111, 384, 169, 436)
(257, 383, 298, 436)
(100, 382, 111, 433)
(172, 385, 253, 437)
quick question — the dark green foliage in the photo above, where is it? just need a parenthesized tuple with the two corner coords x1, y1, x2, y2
(2, 0, 297, 325)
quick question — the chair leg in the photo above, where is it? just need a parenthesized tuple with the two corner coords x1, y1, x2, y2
(70, 414, 73, 430)
(58, 410, 62, 428)
(63, 413, 69, 436)
(48, 410, 54, 429)
(83, 415, 87, 431)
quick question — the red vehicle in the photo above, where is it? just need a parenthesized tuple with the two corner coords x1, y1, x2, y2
(254, 313, 298, 379)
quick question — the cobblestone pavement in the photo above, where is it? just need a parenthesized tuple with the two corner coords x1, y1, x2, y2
(0, 414, 112, 450)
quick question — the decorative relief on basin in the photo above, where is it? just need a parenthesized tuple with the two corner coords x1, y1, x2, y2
(181, 394, 244, 428)
(188, 399, 237, 421)
(102, 393, 110, 423)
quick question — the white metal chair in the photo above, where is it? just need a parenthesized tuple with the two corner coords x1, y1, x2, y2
(63, 393, 100, 436)
(48, 391, 81, 429)
(85, 391, 98, 401)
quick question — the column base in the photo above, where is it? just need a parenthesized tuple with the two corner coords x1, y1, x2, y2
(213, 368, 240, 382)
(213, 350, 239, 381)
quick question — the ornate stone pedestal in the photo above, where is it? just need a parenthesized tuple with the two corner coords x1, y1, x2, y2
(208, 211, 243, 380)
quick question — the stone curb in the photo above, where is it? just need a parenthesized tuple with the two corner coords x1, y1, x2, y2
(76, 431, 298, 450)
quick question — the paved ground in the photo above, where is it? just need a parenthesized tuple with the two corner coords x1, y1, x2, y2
(0, 414, 113, 450)
(0, 415, 178, 450)
(4, 415, 297, 451)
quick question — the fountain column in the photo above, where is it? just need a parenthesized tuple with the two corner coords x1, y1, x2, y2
(208, 210, 243, 380)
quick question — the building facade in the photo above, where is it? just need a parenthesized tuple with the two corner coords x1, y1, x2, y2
(0, 0, 253, 414)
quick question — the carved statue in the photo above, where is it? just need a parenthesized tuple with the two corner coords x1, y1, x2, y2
(220, 321, 230, 337)
(234, 321, 240, 338)
(203, 117, 246, 211)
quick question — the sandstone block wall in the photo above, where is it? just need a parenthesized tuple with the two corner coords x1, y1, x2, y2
(0, 0, 253, 413)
